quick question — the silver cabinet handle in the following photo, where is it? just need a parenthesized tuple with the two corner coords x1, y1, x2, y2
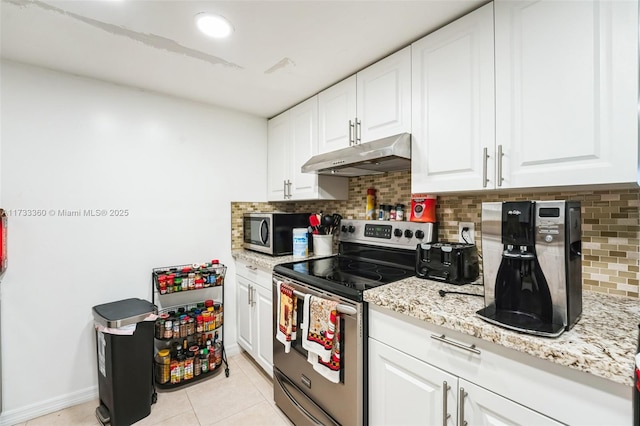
(442, 381, 451, 426)
(348, 120, 355, 145)
(246, 264, 257, 271)
(459, 387, 468, 426)
(431, 334, 480, 355)
(482, 147, 489, 188)
(288, 179, 292, 198)
(283, 180, 287, 199)
(497, 144, 504, 187)
(355, 118, 362, 144)
(247, 284, 252, 305)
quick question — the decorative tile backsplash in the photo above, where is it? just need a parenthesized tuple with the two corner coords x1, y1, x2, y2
(231, 171, 640, 298)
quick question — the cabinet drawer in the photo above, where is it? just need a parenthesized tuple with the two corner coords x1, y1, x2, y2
(369, 305, 631, 425)
(235, 260, 271, 289)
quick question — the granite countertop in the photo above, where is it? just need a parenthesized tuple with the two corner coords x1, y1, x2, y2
(232, 249, 639, 387)
(232, 249, 333, 270)
(364, 277, 640, 387)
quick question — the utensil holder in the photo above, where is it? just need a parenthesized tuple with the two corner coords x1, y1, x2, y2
(312, 234, 333, 256)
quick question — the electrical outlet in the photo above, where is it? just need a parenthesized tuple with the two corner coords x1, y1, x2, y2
(458, 222, 475, 244)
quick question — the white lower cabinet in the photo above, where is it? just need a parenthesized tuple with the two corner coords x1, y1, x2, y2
(368, 305, 631, 426)
(236, 260, 273, 377)
(369, 338, 559, 426)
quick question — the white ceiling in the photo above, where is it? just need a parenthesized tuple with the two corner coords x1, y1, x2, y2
(1, 0, 487, 118)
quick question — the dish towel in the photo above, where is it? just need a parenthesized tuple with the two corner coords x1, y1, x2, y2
(301, 294, 341, 383)
(275, 281, 297, 353)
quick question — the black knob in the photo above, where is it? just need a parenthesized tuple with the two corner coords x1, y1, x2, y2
(348, 225, 356, 233)
(415, 230, 425, 239)
(394, 228, 403, 237)
(404, 229, 414, 238)
(341, 225, 348, 233)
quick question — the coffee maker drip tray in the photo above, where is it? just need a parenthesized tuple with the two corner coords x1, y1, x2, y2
(476, 305, 565, 338)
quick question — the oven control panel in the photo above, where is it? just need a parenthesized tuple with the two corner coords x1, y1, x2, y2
(340, 220, 437, 249)
(363, 224, 393, 239)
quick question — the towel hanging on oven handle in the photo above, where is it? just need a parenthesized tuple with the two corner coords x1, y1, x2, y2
(273, 279, 357, 316)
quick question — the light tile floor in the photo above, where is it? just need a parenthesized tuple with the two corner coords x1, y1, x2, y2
(17, 353, 293, 426)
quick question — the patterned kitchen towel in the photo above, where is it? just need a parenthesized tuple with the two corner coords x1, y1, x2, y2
(275, 281, 297, 353)
(307, 314, 341, 384)
(302, 294, 338, 362)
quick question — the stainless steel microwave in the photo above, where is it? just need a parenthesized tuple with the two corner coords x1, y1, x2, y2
(243, 212, 310, 256)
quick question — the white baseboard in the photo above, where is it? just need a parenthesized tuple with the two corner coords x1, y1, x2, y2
(0, 385, 98, 426)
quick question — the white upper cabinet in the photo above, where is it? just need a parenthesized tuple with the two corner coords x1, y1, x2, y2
(495, 0, 638, 189)
(267, 97, 348, 201)
(318, 75, 357, 154)
(356, 46, 412, 143)
(318, 47, 411, 155)
(411, 3, 495, 193)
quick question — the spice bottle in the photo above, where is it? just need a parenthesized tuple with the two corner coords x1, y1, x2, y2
(366, 188, 377, 220)
(155, 349, 171, 384)
(396, 204, 405, 221)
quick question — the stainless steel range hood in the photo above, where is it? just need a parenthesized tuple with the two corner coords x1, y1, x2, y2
(301, 133, 411, 177)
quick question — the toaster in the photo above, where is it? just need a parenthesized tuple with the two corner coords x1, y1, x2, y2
(416, 242, 479, 285)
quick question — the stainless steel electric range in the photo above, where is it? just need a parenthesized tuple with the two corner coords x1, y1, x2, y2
(272, 219, 437, 426)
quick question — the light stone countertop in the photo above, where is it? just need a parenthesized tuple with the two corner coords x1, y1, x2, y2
(364, 277, 639, 387)
(232, 249, 639, 387)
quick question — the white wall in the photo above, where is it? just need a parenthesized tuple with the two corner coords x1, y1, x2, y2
(0, 60, 268, 424)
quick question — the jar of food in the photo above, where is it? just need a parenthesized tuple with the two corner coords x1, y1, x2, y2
(155, 349, 171, 384)
(195, 278, 204, 289)
(184, 351, 194, 380)
(389, 207, 396, 221)
(193, 350, 201, 376)
(172, 320, 180, 338)
(155, 319, 165, 339)
(187, 316, 195, 336)
(176, 354, 185, 382)
(170, 359, 180, 384)
(164, 319, 173, 339)
(395, 204, 405, 221)
(200, 349, 209, 374)
(383, 205, 392, 220)
(174, 277, 183, 292)
(208, 348, 216, 371)
(378, 205, 386, 220)
(196, 315, 203, 333)
(201, 271, 210, 287)
(214, 342, 222, 367)
(179, 317, 188, 338)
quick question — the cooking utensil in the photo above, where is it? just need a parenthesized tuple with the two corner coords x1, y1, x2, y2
(323, 215, 334, 235)
(332, 214, 342, 234)
(309, 214, 320, 234)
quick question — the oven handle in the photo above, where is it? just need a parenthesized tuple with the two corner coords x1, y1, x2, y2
(273, 278, 358, 316)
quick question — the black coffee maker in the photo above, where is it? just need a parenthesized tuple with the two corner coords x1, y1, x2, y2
(477, 201, 582, 337)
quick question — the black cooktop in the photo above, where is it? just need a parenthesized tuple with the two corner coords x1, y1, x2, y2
(274, 247, 414, 302)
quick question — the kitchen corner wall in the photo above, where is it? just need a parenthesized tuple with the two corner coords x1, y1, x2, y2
(232, 171, 640, 298)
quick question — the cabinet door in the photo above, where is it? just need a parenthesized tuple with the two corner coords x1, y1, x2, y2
(369, 338, 458, 426)
(318, 75, 357, 154)
(254, 283, 274, 377)
(357, 46, 412, 143)
(267, 111, 291, 201)
(460, 379, 562, 426)
(495, 0, 638, 188)
(289, 97, 319, 200)
(411, 3, 495, 193)
(236, 275, 255, 354)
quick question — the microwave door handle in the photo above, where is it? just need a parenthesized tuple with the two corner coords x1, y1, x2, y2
(260, 219, 269, 245)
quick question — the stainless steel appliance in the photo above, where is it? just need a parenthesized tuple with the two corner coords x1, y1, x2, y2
(301, 133, 411, 177)
(477, 201, 582, 337)
(272, 219, 436, 425)
(415, 242, 479, 284)
(243, 212, 310, 256)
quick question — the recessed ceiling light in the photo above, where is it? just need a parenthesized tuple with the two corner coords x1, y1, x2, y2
(195, 13, 233, 39)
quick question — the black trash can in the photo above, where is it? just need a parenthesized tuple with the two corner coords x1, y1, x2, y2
(92, 298, 156, 426)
